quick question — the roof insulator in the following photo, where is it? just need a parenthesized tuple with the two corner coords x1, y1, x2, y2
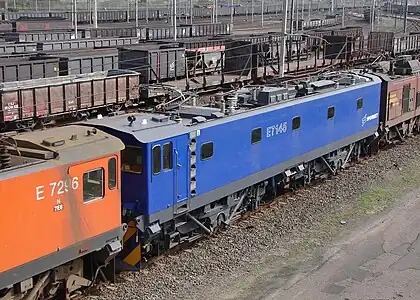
(127, 115, 137, 126)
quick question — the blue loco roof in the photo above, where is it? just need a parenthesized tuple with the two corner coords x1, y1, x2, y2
(86, 71, 382, 143)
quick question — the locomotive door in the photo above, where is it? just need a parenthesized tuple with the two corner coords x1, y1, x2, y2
(66, 156, 121, 242)
(173, 135, 189, 205)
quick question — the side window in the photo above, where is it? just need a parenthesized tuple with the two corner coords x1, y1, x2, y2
(416, 92, 420, 108)
(403, 84, 410, 100)
(251, 128, 262, 144)
(357, 98, 363, 110)
(201, 142, 214, 160)
(152, 145, 161, 175)
(108, 158, 117, 189)
(163, 142, 173, 170)
(83, 168, 104, 203)
(327, 106, 335, 119)
(121, 146, 143, 174)
(292, 116, 301, 130)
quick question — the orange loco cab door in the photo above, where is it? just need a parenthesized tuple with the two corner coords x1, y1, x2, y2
(66, 155, 121, 248)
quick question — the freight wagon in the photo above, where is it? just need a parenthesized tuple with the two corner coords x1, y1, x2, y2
(0, 3, 370, 23)
(144, 27, 173, 40)
(185, 46, 225, 76)
(126, 39, 225, 78)
(41, 48, 119, 76)
(4, 12, 50, 20)
(143, 23, 232, 40)
(0, 21, 12, 32)
(36, 37, 139, 51)
(304, 18, 322, 29)
(158, 37, 229, 50)
(367, 31, 395, 54)
(323, 35, 356, 60)
(88, 27, 141, 39)
(4, 30, 84, 42)
(393, 34, 420, 55)
(191, 23, 232, 37)
(0, 55, 59, 82)
(12, 17, 72, 32)
(118, 45, 185, 83)
(0, 42, 37, 54)
(0, 69, 140, 128)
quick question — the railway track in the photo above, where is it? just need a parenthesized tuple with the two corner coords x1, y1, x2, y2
(382, 14, 420, 33)
(397, 17, 420, 33)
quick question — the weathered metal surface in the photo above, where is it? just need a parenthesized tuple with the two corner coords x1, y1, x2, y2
(4, 31, 83, 43)
(36, 37, 139, 51)
(118, 45, 185, 82)
(41, 48, 119, 76)
(0, 43, 37, 54)
(0, 70, 140, 123)
(0, 56, 59, 82)
(368, 32, 395, 53)
(12, 17, 72, 32)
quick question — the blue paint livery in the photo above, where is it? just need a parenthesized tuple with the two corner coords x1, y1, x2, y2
(86, 72, 382, 220)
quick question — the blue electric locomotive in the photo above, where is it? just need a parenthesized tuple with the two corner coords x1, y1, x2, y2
(86, 70, 382, 264)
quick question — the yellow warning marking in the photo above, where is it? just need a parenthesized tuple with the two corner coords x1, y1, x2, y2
(388, 93, 399, 105)
(123, 245, 141, 266)
(123, 220, 137, 244)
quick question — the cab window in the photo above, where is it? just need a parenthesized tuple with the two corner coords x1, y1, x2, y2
(121, 146, 143, 174)
(163, 142, 173, 170)
(108, 158, 117, 189)
(83, 168, 104, 203)
(153, 145, 161, 175)
(201, 142, 214, 160)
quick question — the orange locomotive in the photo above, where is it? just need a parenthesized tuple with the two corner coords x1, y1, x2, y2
(0, 125, 126, 300)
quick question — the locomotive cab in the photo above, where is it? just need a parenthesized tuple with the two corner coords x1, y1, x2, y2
(0, 125, 126, 298)
(117, 137, 191, 222)
(86, 116, 190, 222)
(85, 116, 191, 232)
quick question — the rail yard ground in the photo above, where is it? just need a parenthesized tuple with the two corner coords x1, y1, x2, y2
(85, 136, 420, 300)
